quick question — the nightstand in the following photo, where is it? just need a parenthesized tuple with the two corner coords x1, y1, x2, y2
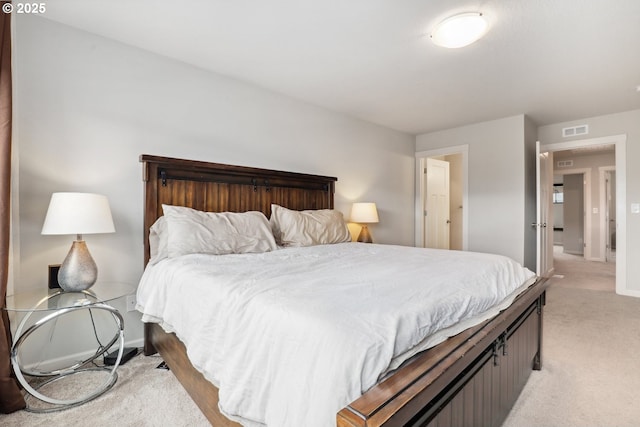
(4, 282, 134, 412)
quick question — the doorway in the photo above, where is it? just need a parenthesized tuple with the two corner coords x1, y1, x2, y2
(552, 170, 590, 258)
(424, 158, 450, 249)
(415, 145, 468, 250)
(539, 134, 629, 296)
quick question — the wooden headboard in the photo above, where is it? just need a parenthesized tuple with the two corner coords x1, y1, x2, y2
(140, 154, 337, 265)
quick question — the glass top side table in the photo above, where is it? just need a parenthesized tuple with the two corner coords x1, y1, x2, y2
(4, 282, 135, 412)
(5, 282, 133, 312)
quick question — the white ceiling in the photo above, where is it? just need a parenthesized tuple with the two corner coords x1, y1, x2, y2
(37, 0, 640, 135)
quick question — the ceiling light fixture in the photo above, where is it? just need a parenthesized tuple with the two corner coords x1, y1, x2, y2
(430, 12, 488, 49)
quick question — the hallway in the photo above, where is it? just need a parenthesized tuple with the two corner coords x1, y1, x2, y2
(552, 245, 615, 292)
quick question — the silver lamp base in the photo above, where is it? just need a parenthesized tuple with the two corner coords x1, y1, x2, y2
(58, 240, 98, 292)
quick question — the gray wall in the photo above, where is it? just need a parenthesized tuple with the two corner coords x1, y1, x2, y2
(416, 115, 532, 269)
(562, 174, 585, 255)
(11, 16, 415, 353)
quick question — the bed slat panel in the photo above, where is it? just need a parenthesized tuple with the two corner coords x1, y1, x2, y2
(156, 179, 333, 217)
(339, 282, 547, 426)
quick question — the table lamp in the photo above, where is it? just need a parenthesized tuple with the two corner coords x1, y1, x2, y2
(41, 192, 115, 292)
(350, 202, 379, 243)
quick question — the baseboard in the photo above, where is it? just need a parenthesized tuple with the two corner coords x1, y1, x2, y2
(563, 250, 584, 256)
(617, 288, 640, 298)
(20, 338, 145, 371)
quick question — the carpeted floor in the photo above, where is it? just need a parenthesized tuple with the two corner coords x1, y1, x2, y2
(503, 248, 640, 427)
(0, 352, 208, 426)
(547, 245, 616, 292)
(2, 249, 638, 426)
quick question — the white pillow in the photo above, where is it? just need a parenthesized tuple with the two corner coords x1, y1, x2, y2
(162, 205, 277, 258)
(148, 216, 168, 265)
(270, 204, 351, 247)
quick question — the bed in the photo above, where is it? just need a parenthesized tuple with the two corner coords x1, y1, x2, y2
(138, 154, 549, 427)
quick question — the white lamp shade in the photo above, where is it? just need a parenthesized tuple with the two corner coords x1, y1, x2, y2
(350, 202, 379, 224)
(430, 12, 488, 49)
(42, 192, 115, 235)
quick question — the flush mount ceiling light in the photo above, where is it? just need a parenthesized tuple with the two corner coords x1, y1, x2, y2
(430, 12, 488, 48)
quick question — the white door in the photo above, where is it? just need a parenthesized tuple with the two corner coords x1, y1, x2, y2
(424, 158, 450, 249)
(605, 170, 616, 263)
(536, 141, 553, 277)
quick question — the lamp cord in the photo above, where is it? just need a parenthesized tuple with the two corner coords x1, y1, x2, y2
(87, 308, 108, 367)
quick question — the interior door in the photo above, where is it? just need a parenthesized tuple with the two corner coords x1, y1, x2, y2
(536, 142, 553, 277)
(424, 158, 450, 249)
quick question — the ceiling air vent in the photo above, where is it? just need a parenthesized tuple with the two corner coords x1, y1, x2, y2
(557, 160, 573, 168)
(562, 124, 589, 138)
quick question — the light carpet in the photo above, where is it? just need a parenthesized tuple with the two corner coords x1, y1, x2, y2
(2, 253, 639, 426)
(0, 352, 209, 426)
(503, 251, 640, 427)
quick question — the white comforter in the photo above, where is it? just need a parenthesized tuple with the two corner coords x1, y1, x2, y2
(136, 243, 536, 427)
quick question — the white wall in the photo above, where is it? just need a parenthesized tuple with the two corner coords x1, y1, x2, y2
(416, 115, 532, 269)
(11, 16, 415, 350)
(538, 109, 640, 292)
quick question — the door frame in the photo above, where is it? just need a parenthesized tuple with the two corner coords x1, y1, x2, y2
(415, 145, 468, 250)
(541, 134, 632, 296)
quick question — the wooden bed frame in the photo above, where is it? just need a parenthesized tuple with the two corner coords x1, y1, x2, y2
(140, 154, 549, 427)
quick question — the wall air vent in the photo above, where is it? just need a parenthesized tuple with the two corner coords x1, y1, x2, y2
(562, 124, 589, 138)
(557, 160, 573, 168)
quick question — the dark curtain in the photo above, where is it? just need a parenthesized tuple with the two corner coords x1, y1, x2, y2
(0, 4, 26, 413)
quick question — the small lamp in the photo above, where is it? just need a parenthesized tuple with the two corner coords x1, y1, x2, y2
(42, 193, 115, 292)
(350, 202, 379, 243)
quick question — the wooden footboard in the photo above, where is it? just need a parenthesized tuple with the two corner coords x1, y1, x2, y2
(337, 278, 547, 427)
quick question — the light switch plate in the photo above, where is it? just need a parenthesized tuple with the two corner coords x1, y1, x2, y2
(631, 203, 640, 214)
